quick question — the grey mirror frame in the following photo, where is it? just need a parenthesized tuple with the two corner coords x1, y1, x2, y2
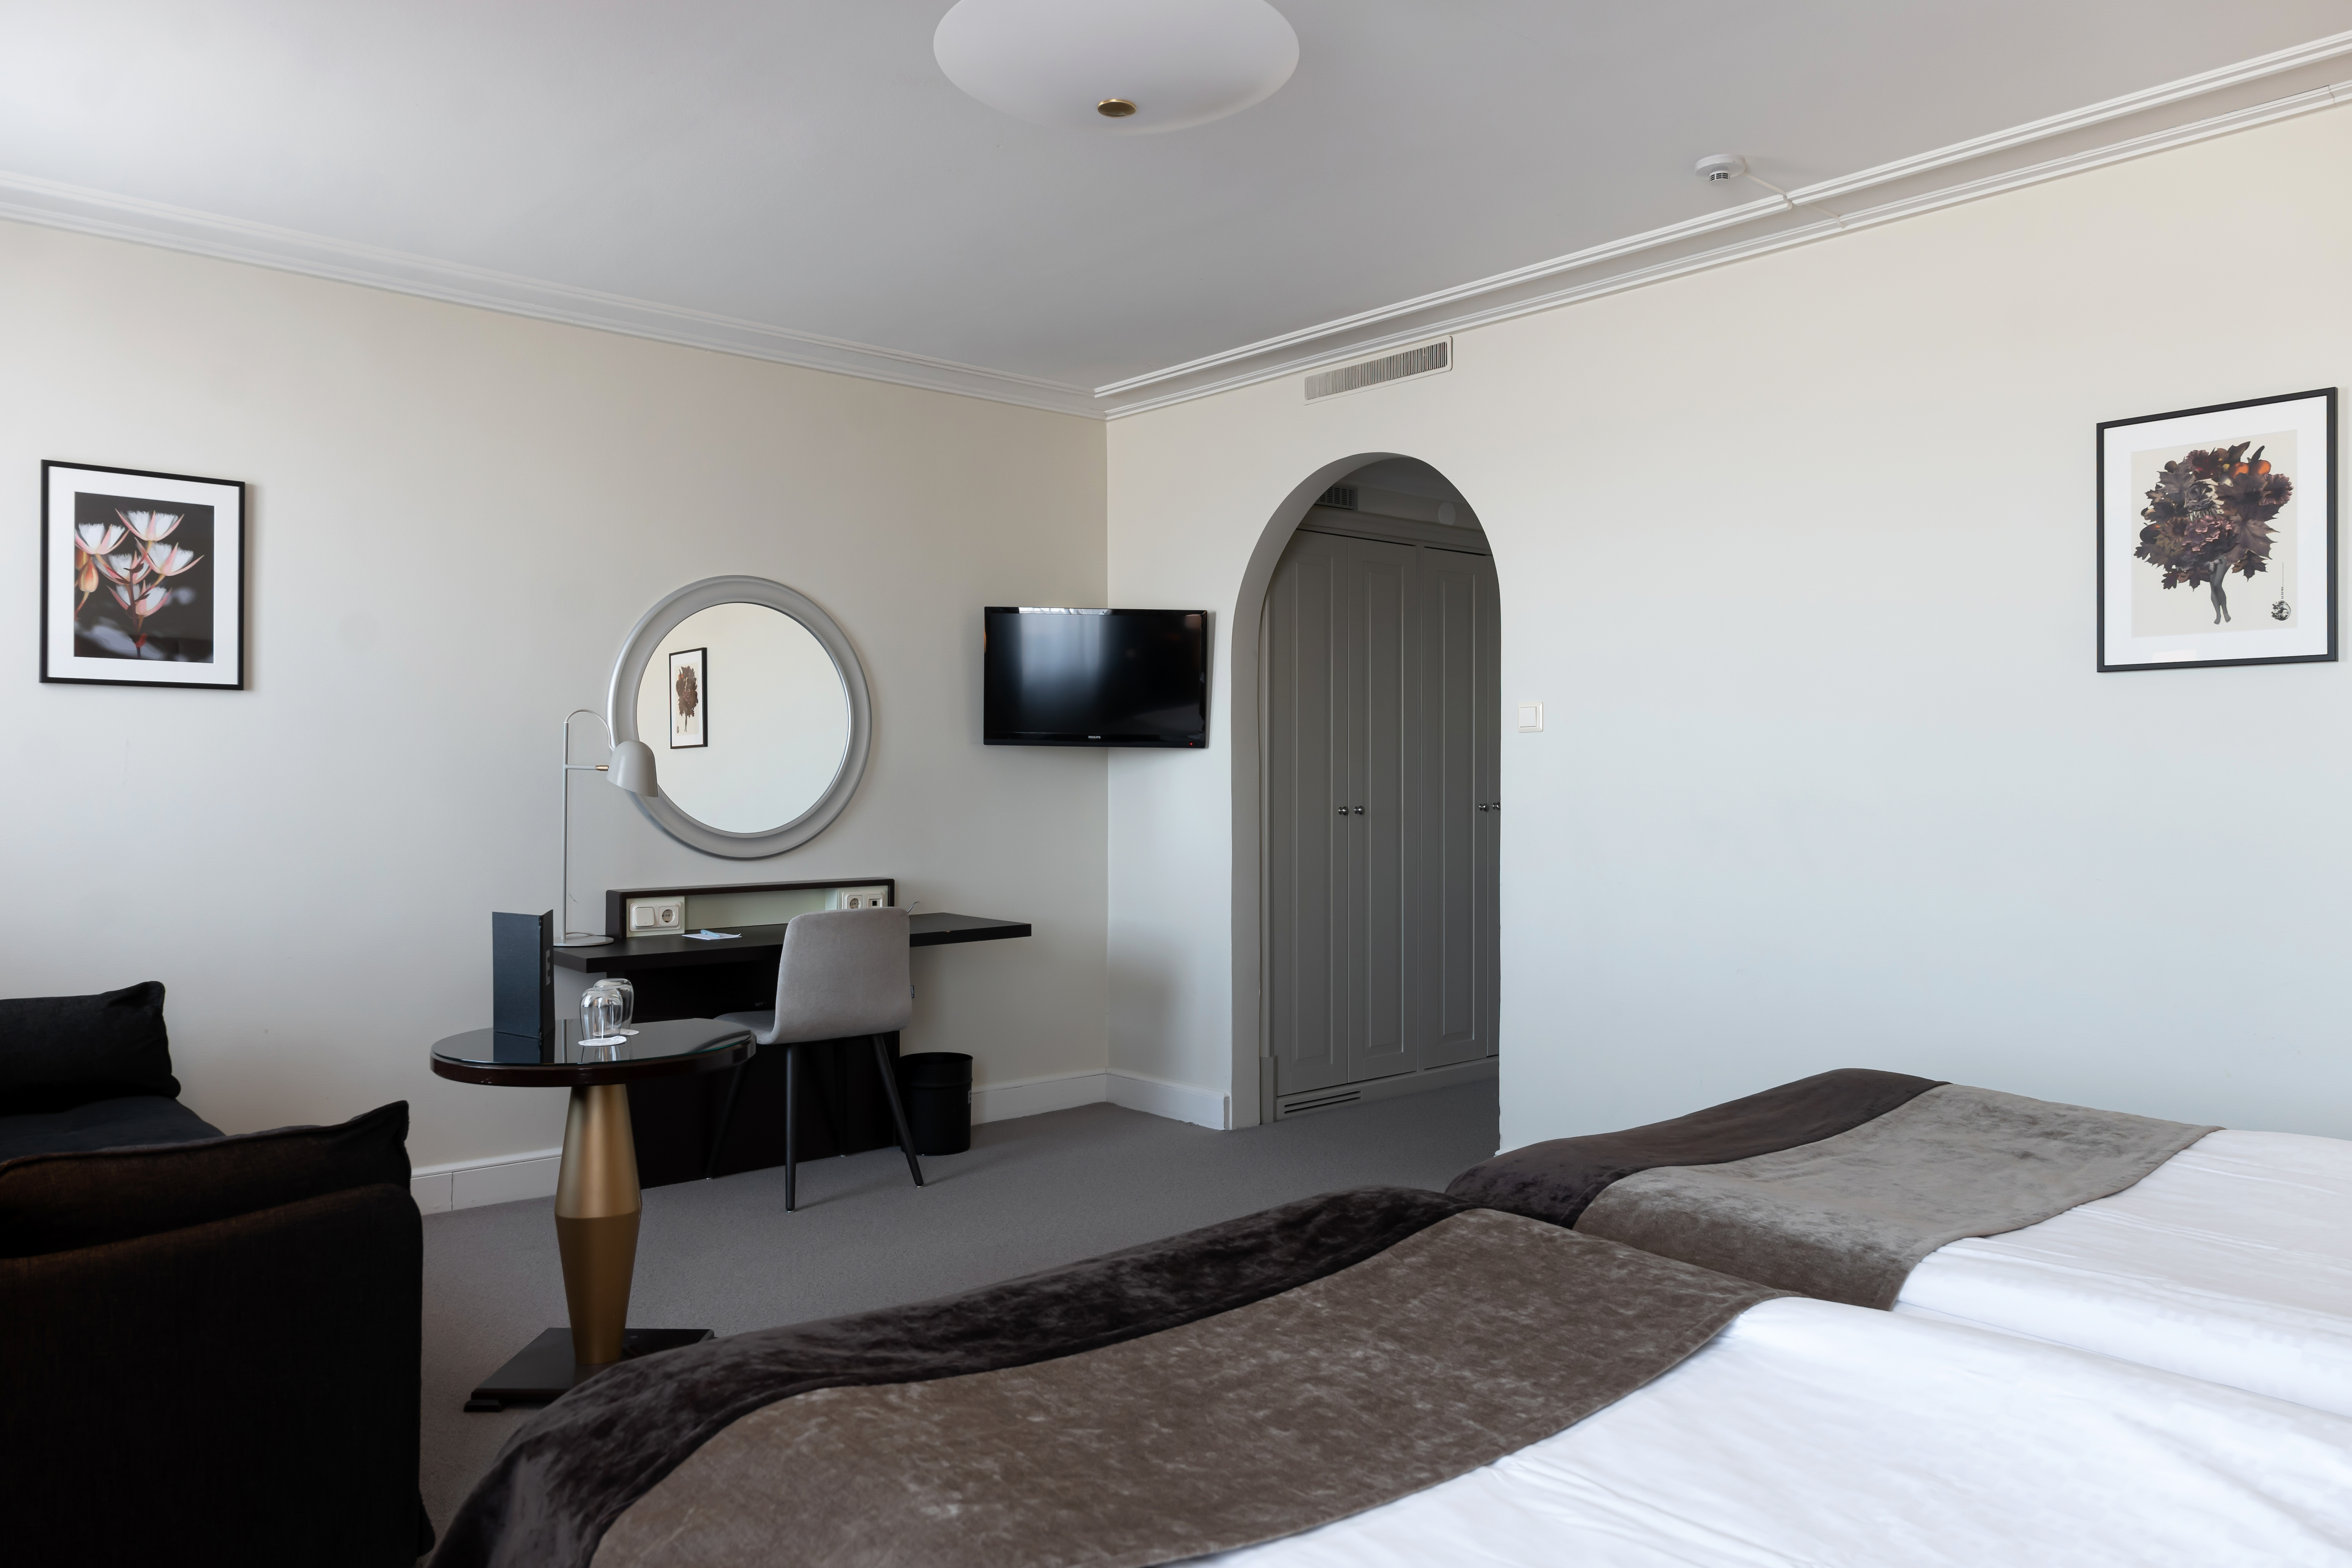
(607, 575, 872, 859)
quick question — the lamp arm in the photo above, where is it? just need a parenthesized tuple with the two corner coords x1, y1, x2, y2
(559, 709, 617, 944)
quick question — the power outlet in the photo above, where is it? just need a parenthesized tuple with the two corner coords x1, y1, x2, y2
(830, 886, 892, 911)
(630, 898, 686, 934)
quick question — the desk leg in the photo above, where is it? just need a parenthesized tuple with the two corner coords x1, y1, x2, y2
(555, 1083, 640, 1366)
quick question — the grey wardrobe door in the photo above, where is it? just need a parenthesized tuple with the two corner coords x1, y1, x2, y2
(1475, 550, 1500, 1059)
(1266, 531, 1350, 1095)
(1419, 546, 1501, 1069)
(1266, 530, 1417, 1094)
(1352, 539, 1414, 1085)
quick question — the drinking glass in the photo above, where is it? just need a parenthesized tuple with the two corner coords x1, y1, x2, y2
(580, 985, 626, 1056)
(601, 976, 637, 1034)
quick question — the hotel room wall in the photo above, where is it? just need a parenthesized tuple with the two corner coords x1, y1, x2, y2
(0, 220, 1110, 1171)
(1107, 105, 2352, 1146)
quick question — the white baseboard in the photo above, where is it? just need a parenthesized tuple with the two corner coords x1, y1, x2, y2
(409, 1148, 561, 1215)
(970, 1070, 1111, 1125)
(412, 1069, 1233, 1212)
(971, 1068, 1229, 1131)
(1108, 1070, 1230, 1130)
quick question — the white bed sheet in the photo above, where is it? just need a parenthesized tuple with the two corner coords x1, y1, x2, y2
(1200, 1296, 2352, 1568)
(1894, 1129, 2352, 1417)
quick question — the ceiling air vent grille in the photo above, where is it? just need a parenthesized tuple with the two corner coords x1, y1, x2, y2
(1318, 484, 1358, 509)
(1304, 338, 1451, 401)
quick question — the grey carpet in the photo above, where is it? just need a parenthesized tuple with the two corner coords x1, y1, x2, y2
(419, 1082, 1500, 1545)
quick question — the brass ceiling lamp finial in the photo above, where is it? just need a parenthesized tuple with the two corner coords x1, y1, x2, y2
(1097, 97, 1137, 118)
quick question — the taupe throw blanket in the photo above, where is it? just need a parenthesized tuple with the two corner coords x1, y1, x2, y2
(437, 1189, 1778, 1568)
(1446, 1068, 1945, 1227)
(1576, 1084, 2219, 1309)
(594, 1210, 1779, 1568)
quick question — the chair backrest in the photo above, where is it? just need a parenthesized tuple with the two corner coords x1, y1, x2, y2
(767, 907, 913, 1044)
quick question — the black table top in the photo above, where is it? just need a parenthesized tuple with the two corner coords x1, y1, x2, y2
(550, 911, 1031, 971)
(430, 1018, 753, 1087)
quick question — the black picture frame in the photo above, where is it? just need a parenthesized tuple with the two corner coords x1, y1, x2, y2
(2096, 388, 2336, 673)
(41, 459, 248, 690)
(668, 646, 708, 748)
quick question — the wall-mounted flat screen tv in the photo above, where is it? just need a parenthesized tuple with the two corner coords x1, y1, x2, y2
(984, 607, 1208, 748)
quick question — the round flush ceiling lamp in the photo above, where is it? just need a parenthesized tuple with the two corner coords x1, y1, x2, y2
(934, 0, 1299, 136)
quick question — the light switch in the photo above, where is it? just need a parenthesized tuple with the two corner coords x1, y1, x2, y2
(1516, 702, 1544, 732)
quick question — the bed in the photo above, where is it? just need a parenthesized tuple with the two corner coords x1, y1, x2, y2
(1446, 1067, 2352, 1418)
(434, 1184, 2352, 1568)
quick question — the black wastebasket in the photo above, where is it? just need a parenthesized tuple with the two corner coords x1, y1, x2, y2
(897, 1052, 973, 1156)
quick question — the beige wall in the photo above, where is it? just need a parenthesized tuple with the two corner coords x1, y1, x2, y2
(1108, 105, 2352, 1146)
(0, 220, 1108, 1169)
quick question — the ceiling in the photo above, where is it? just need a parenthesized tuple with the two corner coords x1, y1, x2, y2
(4, 2, 2349, 406)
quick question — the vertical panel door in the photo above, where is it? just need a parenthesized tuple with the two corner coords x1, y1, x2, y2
(1351, 538, 1415, 1084)
(1474, 551, 1500, 1058)
(1416, 546, 1499, 1068)
(1265, 531, 1346, 1094)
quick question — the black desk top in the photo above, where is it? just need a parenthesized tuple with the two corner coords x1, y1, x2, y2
(429, 1018, 753, 1087)
(551, 911, 1031, 972)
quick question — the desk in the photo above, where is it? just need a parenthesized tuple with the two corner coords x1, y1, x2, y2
(553, 912, 1031, 1186)
(550, 911, 1032, 976)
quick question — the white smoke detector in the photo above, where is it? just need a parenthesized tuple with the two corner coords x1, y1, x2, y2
(1694, 153, 1747, 183)
(936, 0, 1300, 136)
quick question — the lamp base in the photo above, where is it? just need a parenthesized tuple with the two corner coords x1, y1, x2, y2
(555, 933, 615, 948)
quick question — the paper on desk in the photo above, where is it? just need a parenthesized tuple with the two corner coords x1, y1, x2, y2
(682, 929, 742, 941)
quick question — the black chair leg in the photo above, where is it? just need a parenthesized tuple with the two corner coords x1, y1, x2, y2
(784, 1044, 800, 1212)
(705, 1059, 749, 1181)
(873, 1034, 925, 1189)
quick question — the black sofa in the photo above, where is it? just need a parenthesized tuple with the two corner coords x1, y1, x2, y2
(0, 982, 432, 1566)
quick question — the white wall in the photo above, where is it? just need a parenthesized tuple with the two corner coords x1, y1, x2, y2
(0, 220, 1109, 1170)
(1108, 105, 2352, 1146)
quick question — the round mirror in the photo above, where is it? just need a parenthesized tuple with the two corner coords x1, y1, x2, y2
(608, 577, 871, 858)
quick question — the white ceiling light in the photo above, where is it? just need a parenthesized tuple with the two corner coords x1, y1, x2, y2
(934, 0, 1299, 136)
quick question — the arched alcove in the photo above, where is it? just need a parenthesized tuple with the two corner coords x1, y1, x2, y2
(1222, 454, 1499, 1125)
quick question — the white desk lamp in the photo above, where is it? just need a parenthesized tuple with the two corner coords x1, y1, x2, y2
(558, 709, 659, 948)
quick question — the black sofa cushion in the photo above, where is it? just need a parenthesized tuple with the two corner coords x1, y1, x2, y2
(0, 1095, 222, 1162)
(0, 1101, 410, 1259)
(0, 980, 177, 1114)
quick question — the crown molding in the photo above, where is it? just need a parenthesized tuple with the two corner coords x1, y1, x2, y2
(0, 170, 1102, 418)
(1098, 30, 2352, 416)
(2, 28, 2347, 425)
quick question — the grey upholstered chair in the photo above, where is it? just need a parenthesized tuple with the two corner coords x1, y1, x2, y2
(713, 907, 925, 1210)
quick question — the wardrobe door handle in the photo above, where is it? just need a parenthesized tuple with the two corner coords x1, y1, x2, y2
(1354, 806, 1365, 815)
(1336, 807, 1348, 816)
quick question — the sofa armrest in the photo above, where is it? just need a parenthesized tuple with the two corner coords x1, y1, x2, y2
(0, 1183, 426, 1568)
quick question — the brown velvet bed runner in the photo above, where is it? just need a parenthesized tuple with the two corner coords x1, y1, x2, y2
(1444, 1067, 1947, 1227)
(438, 1188, 1477, 1568)
(1575, 1084, 2219, 1309)
(591, 1209, 1780, 1568)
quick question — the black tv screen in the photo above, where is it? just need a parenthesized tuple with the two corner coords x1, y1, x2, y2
(984, 607, 1208, 747)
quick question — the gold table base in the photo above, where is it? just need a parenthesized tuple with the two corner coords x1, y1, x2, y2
(554, 1083, 642, 1365)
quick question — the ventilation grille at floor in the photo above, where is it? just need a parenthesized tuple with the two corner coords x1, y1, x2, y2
(1303, 339, 1451, 401)
(1277, 1087, 1364, 1117)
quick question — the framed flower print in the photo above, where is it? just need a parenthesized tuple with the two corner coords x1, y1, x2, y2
(42, 461, 247, 689)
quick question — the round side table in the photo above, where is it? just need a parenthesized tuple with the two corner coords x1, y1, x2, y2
(431, 1018, 752, 1410)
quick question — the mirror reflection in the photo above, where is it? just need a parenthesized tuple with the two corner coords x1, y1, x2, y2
(633, 601, 850, 834)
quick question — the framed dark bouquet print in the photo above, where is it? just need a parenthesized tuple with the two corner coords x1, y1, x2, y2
(42, 461, 246, 689)
(2098, 389, 2335, 672)
(669, 646, 707, 747)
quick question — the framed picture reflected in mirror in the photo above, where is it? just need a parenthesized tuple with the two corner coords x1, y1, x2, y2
(669, 645, 708, 748)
